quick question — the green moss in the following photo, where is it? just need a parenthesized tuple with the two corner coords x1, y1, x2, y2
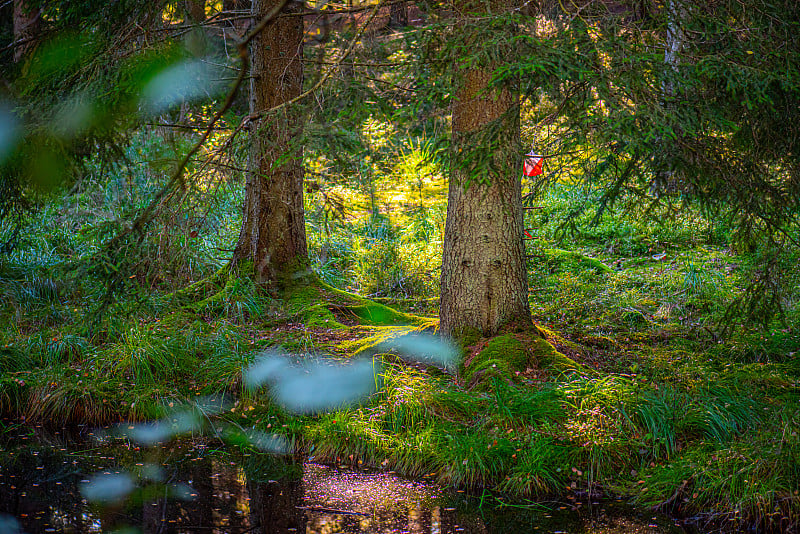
(528, 336, 586, 373)
(479, 334, 530, 370)
(168, 264, 231, 306)
(461, 330, 591, 388)
(347, 303, 425, 326)
(284, 284, 346, 329)
(545, 248, 613, 274)
(456, 326, 483, 350)
(535, 325, 585, 356)
(621, 309, 648, 327)
(462, 334, 529, 387)
(187, 272, 241, 314)
(157, 310, 200, 330)
(284, 280, 434, 330)
(303, 304, 346, 329)
(465, 359, 514, 391)
(316, 280, 432, 327)
(285, 283, 322, 316)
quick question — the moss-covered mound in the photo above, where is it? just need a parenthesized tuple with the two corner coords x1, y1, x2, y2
(462, 329, 588, 390)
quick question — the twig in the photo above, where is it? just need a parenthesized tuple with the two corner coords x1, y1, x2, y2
(145, 122, 230, 131)
(301, 59, 404, 67)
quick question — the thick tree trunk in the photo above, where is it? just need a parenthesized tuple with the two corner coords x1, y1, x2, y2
(13, 0, 40, 63)
(439, 52, 531, 337)
(232, 0, 308, 286)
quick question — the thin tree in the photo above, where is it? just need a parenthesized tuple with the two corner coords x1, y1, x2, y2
(13, 0, 40, 63)
(389, 1, 408, 28)
(439, 0, 530, 337)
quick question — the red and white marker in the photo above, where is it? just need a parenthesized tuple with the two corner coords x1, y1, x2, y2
(523, 151, 544, 177)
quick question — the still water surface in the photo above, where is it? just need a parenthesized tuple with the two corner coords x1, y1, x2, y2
(0, 433, 691, 534)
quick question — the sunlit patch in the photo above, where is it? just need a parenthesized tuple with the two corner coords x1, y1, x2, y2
(303, 463, 441, 516)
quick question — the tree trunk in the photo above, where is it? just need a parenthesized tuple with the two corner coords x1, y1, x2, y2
(662, 0, 685, 100)
(389, 1, 408, 28)
(185, 0, 206, 23)
(652, 0, 686, 196)
(13, 0, 40, 63)
(224, 0, 248, 11)
(439, 9, 530, 338)
(183, 0, 208, 56)
(232, 0, 308, 286)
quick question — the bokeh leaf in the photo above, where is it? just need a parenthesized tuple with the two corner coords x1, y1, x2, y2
(140, 58, 220, 115)
(0, 105, 20, 164)
(376, 332, 459, 370)
(80, 473, 135, 504)
(243, 351, 379, 413)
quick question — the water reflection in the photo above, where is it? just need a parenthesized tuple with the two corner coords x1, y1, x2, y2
(0, 436, 690, 534)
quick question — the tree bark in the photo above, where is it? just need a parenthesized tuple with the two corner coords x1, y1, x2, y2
(232, 0, 308, 286)
(439, 4, 530, 338)
(13, 0, 40, 63)
(183, 0, 208, 56)
(185, 0, 206, 23)
(389, 1, 408, 28)
(652, 0, 686, 196)
(224, 0, 249, 12)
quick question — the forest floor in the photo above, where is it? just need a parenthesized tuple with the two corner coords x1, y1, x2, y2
(1, 155, 799, 533)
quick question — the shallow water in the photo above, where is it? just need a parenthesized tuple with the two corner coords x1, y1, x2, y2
(0, 434, 691, 534)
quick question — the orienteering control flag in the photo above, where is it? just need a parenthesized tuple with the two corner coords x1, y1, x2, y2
(524, 151, 544, 177)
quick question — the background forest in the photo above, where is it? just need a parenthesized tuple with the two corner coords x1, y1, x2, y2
(1, 0, 800, 532)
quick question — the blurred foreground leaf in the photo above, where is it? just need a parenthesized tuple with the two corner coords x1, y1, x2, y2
(80, 473, 135, 504)
(375, 332, 459, 371)
(0, 105, 20, 164)
(244, 351, 379, 413)
(140, 58, 222, 115)
(120, 396, 229, 445)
